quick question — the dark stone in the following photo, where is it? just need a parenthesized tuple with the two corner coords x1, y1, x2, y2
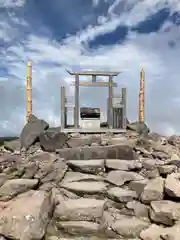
(40, 127, 68, 152)
(57, 144, 135, 160)
(127, 121, 149, 136)
(100, 122, 108, 128)
(20, 114, 49, 150)
(80, 107, 100, 119)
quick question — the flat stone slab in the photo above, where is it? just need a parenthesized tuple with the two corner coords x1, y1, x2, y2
(0, 190, 52, 240)
(150, 200, 180, 225)
(165, 173, 180, 198)
(60, 181, 109, 195)
(112, 217, 150, 238)
(105, 159, 142, 171)
(61, 172, 104, 185)
(56, 221, 100, 235)
(107, 187, 138, 202)
(66, 159, 105, 174)
(0, 179, 39, 201)
(57, 144, 135, 160)
(141, 177, 164, 203)
(54, 198, 105, 221)
(106, 170, 144, 186)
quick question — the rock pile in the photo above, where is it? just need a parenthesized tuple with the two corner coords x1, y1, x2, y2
(1, 115, 180, 239)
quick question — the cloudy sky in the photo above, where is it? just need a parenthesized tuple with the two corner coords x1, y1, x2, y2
(0, 0, 180, 136)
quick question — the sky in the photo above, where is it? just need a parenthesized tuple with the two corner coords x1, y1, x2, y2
(0, 0, 180, 136)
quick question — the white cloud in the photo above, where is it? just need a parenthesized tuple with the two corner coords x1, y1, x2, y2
(92, 0, 100, 7)
(0, 0, 180, 136)
(0, 0, 25, 8)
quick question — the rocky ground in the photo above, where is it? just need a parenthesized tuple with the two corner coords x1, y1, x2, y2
(1, 115, 180, 239)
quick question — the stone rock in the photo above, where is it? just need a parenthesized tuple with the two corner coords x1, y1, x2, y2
(148, 132, 165, 142)
(129, 179, 149, 196)
(26, 142, 42, 155)
(0, 154, 23, 171)
(107, 187, 137, 202)
(126, 201, 149, 219)
(58, 188, 79, 199)
(150, 200, 180, 226)
(54, 198, 105, 221)
(20, 114, 49, 150)
(66, 159, 105, 174)
(40, 128, 68, 152)
(105, 159, 142, 171)
(170, 153, 180, 161)
(37, 160, 68, 184)
(4, 139, 21, 152)
(112, 217, 150, 238)
(109, 136, 128, 145)
(140, 177, 164, 203)
(0, 236, 6, 240)
(0, 190, 53, 240)
(140, 223, 180, 240)
(0, 178, 39, 201)
(140, 224, 165, 240)
(168, 135, 180, 147)
(127, 121, 149, 136)
(60, 181, 108, 195)
(22, 162, 39, 179)
(61, 171, 103, 185)
(158, 165, 177, 175)
(56, 221, 100, 236)
(161, 224, 180, 240)
(28, 151, 57, 163)
(29, 153, 68, 183)
(57, 144, 135, 160)
(142, 159, 165, 170)
(141, 168, 160, 179)
(0, 174, 8, 187)
(106, 170, 144, 186)
(151, 150, 170, 160)
(165, 173, 180, 198)
(40, 182, 57, 192)
(134, 137, 152, 153)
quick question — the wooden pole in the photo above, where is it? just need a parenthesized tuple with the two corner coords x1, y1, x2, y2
(26, 60, 32, 122)
(139, 69, 145, 123)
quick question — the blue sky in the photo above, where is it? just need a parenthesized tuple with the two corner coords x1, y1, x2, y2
(0, 0, 180, 136)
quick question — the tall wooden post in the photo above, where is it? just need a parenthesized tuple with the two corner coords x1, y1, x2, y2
(108, 76, 113, 129)
(139, 69, 145, 123)
(26, 60, 32, 122)
(122, 88, 127, 129)
(74, 74, 79, 128)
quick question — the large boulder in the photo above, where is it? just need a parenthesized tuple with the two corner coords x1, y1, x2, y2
(168, 135, 180, 147)
(0, 179, 39, 201)
(57, 144, 136, 160)
(0, 190, 53, 240)
(127, 121, 149, 136)
(40, 127, 68, 152)
(54, 198, 105, 222)
(20, 115, 49, 150)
